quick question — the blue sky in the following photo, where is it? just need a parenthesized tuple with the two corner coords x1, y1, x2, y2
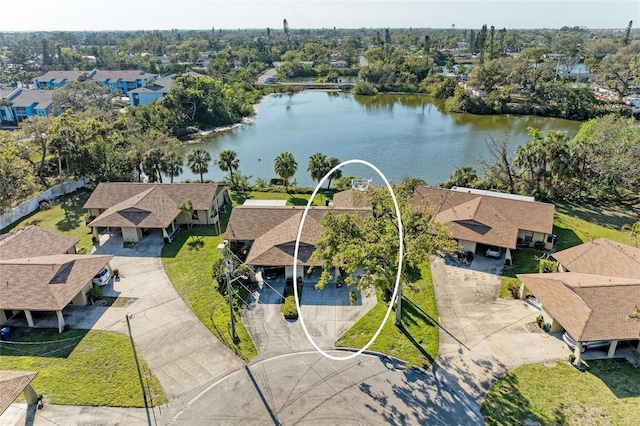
(7, 1, 639, 31)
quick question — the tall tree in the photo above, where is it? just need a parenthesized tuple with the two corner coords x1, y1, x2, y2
(178, 199, 194, 228)
(17, 116, 51, 186)
(161, 151, 184, 183)
(325, 157, 342, 189)
(187, 148, 211, 183)
(624, 20, 633, 45)
(307, 152, 328, 184)
(143, 148, 165, 183)
(312, 182, 456, 324)
(218, 150, 239, 189)
(274, 152, 297, 193)
(283, 19, 291, 50)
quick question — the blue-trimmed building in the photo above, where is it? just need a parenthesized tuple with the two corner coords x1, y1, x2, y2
(128, 75, 176, 106)
(0, 88, 54, 126)
(33, 69, 158, 95)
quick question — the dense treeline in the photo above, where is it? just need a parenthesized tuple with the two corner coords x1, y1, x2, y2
(439, 115, 640, 203)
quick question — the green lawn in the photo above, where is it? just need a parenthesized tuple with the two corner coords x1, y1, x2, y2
(336, 263, 439, 368)
(1, 189, 94, 253)
(161, 222, 258, 362)
(0, 328, 166, 407)
(500, 201, 638, 298)
(482, 360, 640, 425)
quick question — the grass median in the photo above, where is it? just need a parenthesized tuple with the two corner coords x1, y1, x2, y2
(336, 263, 438, 368)
(0, 328, 166, 407)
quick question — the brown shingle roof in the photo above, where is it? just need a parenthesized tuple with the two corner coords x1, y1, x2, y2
(225, 206, 370, 266)
(332, 189, 371, 209)
(0, 254, 112, 311)
(0, 225, 79, 260)
(518, 272, 640, 341)
(88, 187, 180, 229)
(553, 238, 640, 279)
(84, 182, 223, 212)
(412, 186, 555, 249)
(0, 371, 38, 415)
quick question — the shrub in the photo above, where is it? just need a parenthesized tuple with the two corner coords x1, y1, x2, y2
(539, 259, 558, 273)
(353, 81, 378, 96)
(86, 286, 103, 304)
(63, 324, 71, 332)
(568, 354, 576, 364)
(113, 268, 120, 279)
(349, 290, 358, 305)
(465, 251, 474, 261)
(534, 241, 546, 250)
(280, 295, 298, 319)
(509, 283, 520, 298)
(536, 315, 544, 327)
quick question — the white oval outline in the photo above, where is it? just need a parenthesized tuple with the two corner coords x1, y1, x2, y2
(293, 159, 404, 361)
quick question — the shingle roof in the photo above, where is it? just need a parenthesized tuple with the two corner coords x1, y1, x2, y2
(553, 238, 640, 279)
(128, 77, 176, 94)
(0, 225, 79, 260)
(332, 189, 371, 209)
(412, 186, 555, 249)
(34, 70, 87, 83)
(84, 182, 223, 212)
(0, 254, 113, 311)
(91, 70, 156, 82)
(225, 206, 370, 266)
(0, 371, 38, 416)
(518, 272, 640, 341)
(6, 88, 53, 109)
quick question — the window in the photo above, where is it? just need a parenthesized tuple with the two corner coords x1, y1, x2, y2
(524, 231, 534, 243)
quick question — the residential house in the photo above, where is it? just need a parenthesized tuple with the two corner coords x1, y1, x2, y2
(224, 204, 370, 281)
(84, 182, 229, 243)
(90, 69, 158, 94)
(412, 186, 555, 262)
(518, 239, 640, 363)
(0, 88, 54, 124)
(33, 70, 88, 89)
(0, 371, 39, 415)
(0, 225, 113, 333)
(33, 69, 158, 94)
(128, 75, 176, 106)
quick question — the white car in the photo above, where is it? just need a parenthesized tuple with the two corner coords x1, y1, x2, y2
(485, 246, 501, 259)
(92, 267, 112, 286)
(562, 332, 610, 353)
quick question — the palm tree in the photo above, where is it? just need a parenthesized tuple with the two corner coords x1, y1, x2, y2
(161, 151, 184, 183)
(187, 148, 211, 183)
(622, 221, 640, 248)
(325, 157, 342, 189)
(143, 148, 165, 183)
(177, 199, 194, 228)
(218, 150, 239, 188)
(307, 152, 328, 184)
(274, 152, 297, 193)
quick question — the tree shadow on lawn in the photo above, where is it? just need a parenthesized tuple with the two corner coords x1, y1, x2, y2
(555, 201, 639, 231)
(551, 224, 583, 251)
(161, 225, 219, 259)
(0, 327, 89, 359)
(55, 193, 88, 232)
(480, 372, 545, 426)
(588, 358, 640, 399)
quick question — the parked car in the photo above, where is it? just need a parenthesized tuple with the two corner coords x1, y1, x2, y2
(485, 246, 501, 259)
(263, 268, 280, 280)
(92, 267, 112, 286)
(562, 332, 610, 353)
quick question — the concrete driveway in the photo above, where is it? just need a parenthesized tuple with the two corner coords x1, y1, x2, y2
(242, 277, 377, 360)
(429, 255, 571, 421)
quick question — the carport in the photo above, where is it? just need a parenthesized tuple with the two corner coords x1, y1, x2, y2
(518, 272, 640, 364)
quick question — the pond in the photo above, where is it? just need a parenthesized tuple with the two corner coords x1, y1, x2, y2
(180, 91, 582, 187)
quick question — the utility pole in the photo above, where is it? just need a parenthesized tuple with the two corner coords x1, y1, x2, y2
(126, 313, 152, 426)
(218, 242, 237, 341)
